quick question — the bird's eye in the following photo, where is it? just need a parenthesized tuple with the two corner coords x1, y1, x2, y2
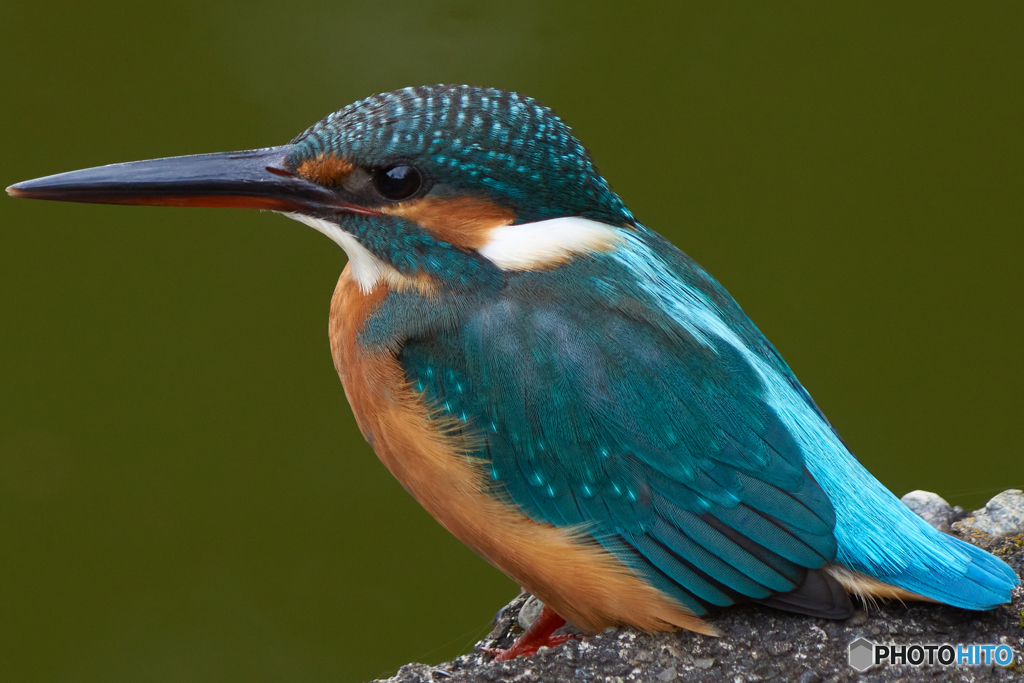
(373, 165, 422, 201)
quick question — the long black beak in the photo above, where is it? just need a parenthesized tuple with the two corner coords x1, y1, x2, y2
(6, 145, 368, 214)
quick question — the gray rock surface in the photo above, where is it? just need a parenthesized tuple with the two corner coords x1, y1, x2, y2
(955, 490, 1024, 537)
(373, 510, 1024, 683)
(517, 595, 544, 631)
(901, 490, 954, 532)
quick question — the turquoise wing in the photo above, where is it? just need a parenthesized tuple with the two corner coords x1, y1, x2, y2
(390, 250, 853, 618)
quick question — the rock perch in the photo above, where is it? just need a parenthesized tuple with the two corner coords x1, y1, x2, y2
(373, 490, 1024, 683)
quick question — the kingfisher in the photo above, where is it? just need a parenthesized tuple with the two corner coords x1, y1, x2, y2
(8, 85, 1017, 660)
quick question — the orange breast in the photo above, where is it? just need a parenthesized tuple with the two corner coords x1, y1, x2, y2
(327, 266, 714, 635)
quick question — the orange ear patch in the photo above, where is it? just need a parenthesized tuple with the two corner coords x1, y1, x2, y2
(381, 194, 515, 250)
(296, 153, 356, 186)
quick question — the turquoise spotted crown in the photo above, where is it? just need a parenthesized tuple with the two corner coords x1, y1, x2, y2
(287, 84, 634, 224)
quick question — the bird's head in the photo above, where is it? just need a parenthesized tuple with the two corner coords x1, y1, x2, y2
(8, 85, 633, 293)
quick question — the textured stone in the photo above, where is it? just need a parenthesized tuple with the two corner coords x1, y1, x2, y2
(901, 490, 953, 532)
(517, 595, 544, 631)
(847, 611, 868, 626)
(955, 489, 1024, 537)
(656, 666, 677, 681)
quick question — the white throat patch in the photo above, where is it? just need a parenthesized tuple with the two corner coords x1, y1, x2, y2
(283, 212, 404, 294)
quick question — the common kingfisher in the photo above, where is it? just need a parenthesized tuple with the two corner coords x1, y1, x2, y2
(8, 85, 1017, 660)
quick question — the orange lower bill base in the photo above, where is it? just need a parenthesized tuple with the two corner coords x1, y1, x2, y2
(4, 188, 301, 211)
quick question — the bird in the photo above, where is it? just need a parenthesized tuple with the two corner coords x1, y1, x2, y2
(8, 84, 1017, 660)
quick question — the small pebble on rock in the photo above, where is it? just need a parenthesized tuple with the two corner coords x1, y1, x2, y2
(798, 671, 820, 683)
(693, 658, 715, 669)
(517, 596, 544, 631)
(656, 667, 677, 682)
(901, 490, 953, 532)
(956, 489, 1024, 537)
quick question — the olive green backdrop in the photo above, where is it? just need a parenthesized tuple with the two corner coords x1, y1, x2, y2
(1, 2, 1021, 681)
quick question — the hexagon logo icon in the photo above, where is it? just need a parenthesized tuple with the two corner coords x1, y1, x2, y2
(848, 637, 875, 672)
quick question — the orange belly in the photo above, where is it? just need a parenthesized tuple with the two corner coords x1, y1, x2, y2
(327, 266, 713, 635)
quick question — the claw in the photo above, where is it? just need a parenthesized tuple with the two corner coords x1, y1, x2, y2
(482, 604, 582, 660)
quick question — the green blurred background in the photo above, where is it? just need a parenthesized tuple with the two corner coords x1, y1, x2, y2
(1, 2, 1021, 681)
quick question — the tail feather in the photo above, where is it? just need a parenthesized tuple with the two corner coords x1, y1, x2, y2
(818, 448, 1018, 611)
(892, 534, 1017, 610)
(840, 530, 1018, 610)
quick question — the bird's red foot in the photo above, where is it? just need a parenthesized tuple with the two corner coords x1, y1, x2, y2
(483, 604, 581, 660)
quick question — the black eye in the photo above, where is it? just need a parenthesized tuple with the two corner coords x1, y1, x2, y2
(373, 165, 422, 200)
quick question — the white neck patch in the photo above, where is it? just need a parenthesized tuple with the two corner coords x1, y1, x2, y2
(478, 216, 624, 271)
(283, 213, 625, 292)
(283, 212, 405, 294)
